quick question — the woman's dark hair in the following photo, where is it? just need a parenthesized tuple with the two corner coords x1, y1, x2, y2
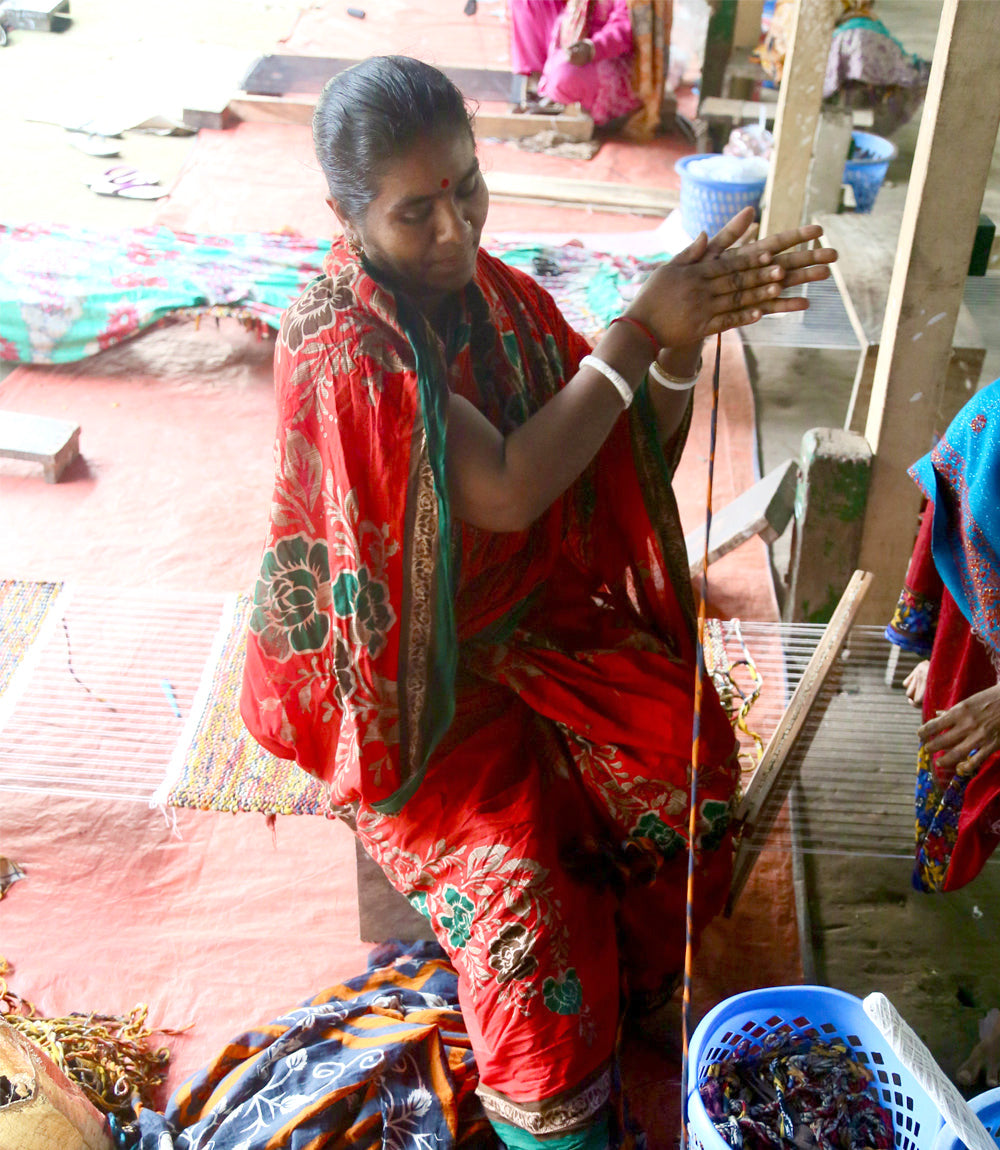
(313, 55, 475, 221)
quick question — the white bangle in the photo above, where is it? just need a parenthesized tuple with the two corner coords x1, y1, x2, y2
(648, 356, 702, 391)
(580, 353, 634, 409)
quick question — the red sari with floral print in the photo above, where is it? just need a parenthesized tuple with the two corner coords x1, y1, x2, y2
(241, 237, 739, 1141)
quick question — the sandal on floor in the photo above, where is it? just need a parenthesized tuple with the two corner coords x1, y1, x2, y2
(88, 179, 168, 199)
(87, 166, 168, 199)
(70, 133, 122, 158)
(514, 96, 566, 116)
(97, 164, 161, 186)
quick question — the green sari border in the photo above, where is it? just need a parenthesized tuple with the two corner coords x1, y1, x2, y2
(373, 301, 458, 815)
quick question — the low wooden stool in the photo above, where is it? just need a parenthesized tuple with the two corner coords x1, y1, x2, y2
(0, 410, 81, 482)
(355, 840, 436, 944)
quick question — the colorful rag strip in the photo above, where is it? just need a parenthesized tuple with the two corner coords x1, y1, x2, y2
(132, 941, 495, 1150)
(0, 956, 174, 1123)
(0, 224, 664, 365)
(703, 617, 765, 770)
(699, 1039, 895, 1150)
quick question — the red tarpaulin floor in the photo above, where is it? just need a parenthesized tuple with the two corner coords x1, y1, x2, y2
(0, 3, 801, 1141)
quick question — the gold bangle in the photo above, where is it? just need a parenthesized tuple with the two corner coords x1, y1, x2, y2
(648, 356, 702, 391)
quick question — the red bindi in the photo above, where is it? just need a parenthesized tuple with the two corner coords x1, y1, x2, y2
(440, 178, 450, 189)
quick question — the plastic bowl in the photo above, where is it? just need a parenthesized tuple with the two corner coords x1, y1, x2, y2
(843, 130, 898, 213)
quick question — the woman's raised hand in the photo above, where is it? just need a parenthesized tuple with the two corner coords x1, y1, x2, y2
(627, 206, 838, 348)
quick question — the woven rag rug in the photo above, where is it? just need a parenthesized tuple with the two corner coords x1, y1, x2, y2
(162, 600, 771, 817)
(0, 223, 664, 365)
(159, 593, 328, 816)
(0, 579, 63, 697)
(0, 581, 772, 816)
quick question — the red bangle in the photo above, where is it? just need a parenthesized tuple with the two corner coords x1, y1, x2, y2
(611, 315, 660, 353)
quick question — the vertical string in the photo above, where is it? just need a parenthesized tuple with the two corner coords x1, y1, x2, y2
(680, 332, 722, 1150)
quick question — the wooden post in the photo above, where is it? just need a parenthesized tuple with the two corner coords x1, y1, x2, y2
(733, 0, 765, 49)
(759, 0, 839, 237)
(784, 428, 872, 624)
(699, 0, 737, 102)
(804, 107, 853, 217)
(855, 0, 1000, 625)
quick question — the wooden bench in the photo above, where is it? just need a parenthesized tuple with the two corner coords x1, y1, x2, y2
(813, 186, 987, 438)
(0, 410, 81, 482)
(695, 96, 873, 154)
(684, 458, 799, 576)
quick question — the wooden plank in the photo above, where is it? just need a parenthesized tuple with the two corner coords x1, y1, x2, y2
(856, 0, 1000, 626)
(699, 96, 872, 129)
(473, 105, 593, 143)
(816, 193, 987, 347)
(228, 93, 313, 126)
(759, 0, 839, 237)
(844, 344, 878, 435)
(733, 0, 765, 48)
(484, 171, 677, 216)
(804, 107, 854, 217)
(727, 569, 873, 909)
(242, 55, 514, 101)
(783, 429, 871, 624)
(685, 458, 798, 576)
(228, 93, 595, 142)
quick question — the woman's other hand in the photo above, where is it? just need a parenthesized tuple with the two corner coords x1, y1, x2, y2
(626, 207, 837, 348)
(566, 39, 595, 65)
(918, 682, 1000, 776)
(904, 660, 929, 706)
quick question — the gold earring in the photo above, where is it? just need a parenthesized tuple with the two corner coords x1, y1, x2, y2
(347, 233, 364, 259)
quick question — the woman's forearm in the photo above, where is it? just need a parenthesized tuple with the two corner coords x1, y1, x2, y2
(646, 341, 704, 445)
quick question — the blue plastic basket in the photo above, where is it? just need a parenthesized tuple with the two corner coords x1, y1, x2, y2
(932, 1087, 1000, 1150)
(675, 154, 767, 239)
(687, 985, 944, 1150)
(843, 130, 898, 213)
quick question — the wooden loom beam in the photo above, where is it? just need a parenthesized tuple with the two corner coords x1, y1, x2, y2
(726, 569, 873, 911)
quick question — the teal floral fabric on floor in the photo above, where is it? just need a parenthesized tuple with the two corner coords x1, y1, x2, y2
(0, 223, 662, 365)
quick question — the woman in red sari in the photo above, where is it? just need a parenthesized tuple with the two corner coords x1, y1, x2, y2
(241, 56, 836, 1149)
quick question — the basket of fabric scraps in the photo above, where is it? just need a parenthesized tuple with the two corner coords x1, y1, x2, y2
(933, 1087, 1000, 1150)
(675, 153, 769, 239)
(686, 985, 946, 1150)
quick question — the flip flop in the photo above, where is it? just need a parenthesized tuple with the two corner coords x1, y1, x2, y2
(97, 165, 161, 186)
(88, 178, 168, 200)
(70, 133, 121, 158)
(87, 165, 167, 199)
